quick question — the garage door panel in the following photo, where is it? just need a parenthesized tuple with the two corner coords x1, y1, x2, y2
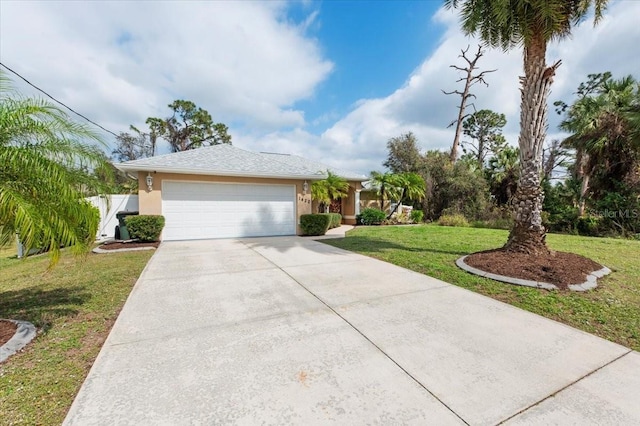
(161, 181, 296, 241)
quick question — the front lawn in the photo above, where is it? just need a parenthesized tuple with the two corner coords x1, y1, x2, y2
(323, 225, 640, 351)
(0, 247, 154, 425)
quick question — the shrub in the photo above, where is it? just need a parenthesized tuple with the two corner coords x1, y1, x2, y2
(438, 214, 469, 227)
(390, 210, 412, 224)
(357, 208, 386, 225)
(576, 215, 601, 236)
(410, 209, 424, 223)
(323, 213, 342, 229)
(300, 214, 331, 236)
(125, 215, 165, 242)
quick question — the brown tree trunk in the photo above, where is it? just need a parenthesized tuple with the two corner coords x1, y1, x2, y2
(504, 36, 559, 255)
(450, 77, 471, 163)
(477, 136, 485, 165)
(576, 150, 591, 217)
(578, 173, 590, 216)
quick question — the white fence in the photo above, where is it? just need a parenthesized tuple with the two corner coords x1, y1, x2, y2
(87, 195, 139, 241)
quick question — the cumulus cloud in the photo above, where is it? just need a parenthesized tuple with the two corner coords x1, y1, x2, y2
(0, 1, 332, 133)
(309, 0, 640, 175)
(1, 0, 637, 176)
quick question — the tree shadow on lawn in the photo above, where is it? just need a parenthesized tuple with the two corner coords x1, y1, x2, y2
(0, 286, 91, 332)
(324, 235, 470, 257)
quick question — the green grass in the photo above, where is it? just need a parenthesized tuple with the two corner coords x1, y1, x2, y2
(0, 246, 154, 425)
(323, 225, 640, 351)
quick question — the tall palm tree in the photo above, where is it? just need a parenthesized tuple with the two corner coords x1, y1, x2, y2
(445, 0, 608, 254)
(0, 73, 109, 265)
(386, 172, 426, 219)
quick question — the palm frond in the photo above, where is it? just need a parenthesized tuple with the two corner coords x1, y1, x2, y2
(0, 71, 107, 266)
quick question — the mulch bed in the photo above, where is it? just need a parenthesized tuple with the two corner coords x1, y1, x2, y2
(0, 320, 17, 346)
(99, 241, 160, 251)
(464, 249, 604, 290)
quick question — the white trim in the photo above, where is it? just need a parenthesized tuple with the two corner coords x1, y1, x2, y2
(161, 178, 297, 189)
(117, 165, 332, 181)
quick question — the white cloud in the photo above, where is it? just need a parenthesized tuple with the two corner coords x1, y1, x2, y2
(0, 1, 332, 133)
(306, 0, 640, 175)
(1, 0, 638, 177)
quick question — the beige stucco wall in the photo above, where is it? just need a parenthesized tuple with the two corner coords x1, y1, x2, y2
(359, 190, 390, 213)
(341, 182, 362, 225)
(137, 172, 313, 235)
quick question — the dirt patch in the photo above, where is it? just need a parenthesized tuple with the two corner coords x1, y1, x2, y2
(465, 249, 604, 290)
(99, 241, 160, 250)
(0, 320, 17, 346)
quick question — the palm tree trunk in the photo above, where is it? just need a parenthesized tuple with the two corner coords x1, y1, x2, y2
(505, 36, 558, 255)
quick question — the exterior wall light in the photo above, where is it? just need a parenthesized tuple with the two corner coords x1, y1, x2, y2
(303, 180, 309, 195)
(146, 172, 154, 192)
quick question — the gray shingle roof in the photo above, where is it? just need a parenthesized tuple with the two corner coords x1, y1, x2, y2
(115, 144, 367, 181)
(258, 151, 366, 181)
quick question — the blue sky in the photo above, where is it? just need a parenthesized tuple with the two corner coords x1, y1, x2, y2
(292, 1, 443, 131)
(1, 1, 639, 174)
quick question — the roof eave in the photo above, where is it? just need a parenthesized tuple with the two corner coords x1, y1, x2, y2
(114, 164, 332, 181)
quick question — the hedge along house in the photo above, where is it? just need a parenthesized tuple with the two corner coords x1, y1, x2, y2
(115, 144, 366, 241)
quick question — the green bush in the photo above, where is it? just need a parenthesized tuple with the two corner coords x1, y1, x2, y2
(300, 214, 331, 236)
(357, 208, 386, 225)
(322, 213, 342, 229)
(410, 209, 424, 223)
(438, 214, 469, 227)
(576, 215, 601, 236)
(546, 207, 580, 234)
(125, 215, 165, 242)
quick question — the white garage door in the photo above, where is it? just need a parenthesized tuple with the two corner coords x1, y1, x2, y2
(162, 181, 296, 241)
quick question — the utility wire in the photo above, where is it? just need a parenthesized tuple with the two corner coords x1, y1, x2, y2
(0, 62, 119, 138)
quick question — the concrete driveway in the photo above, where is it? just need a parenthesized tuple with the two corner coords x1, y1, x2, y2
(65, 237, 639, 425)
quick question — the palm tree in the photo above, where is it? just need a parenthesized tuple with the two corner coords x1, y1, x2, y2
(487, 147, 519, 206)
(369, 171, 399, 212)
(560, 75, 640, 215)
(386, 172, 426, 219)
(311, 171, 349, 213)
(445, 0, 608, 254)
(0, 73, 109, 265)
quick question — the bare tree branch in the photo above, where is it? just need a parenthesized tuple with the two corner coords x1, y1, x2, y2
(442, 45, 497, 162)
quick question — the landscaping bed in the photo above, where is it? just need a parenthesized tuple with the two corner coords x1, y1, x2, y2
(0, 320, 17, 346)
(464, 249, 604, 290)
(98, 241, 160, 250)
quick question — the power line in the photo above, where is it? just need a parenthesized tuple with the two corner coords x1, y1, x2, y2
(0, 62, 120, 138)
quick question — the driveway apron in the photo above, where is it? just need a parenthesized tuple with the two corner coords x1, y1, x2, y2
(64, 237, 639, 425)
